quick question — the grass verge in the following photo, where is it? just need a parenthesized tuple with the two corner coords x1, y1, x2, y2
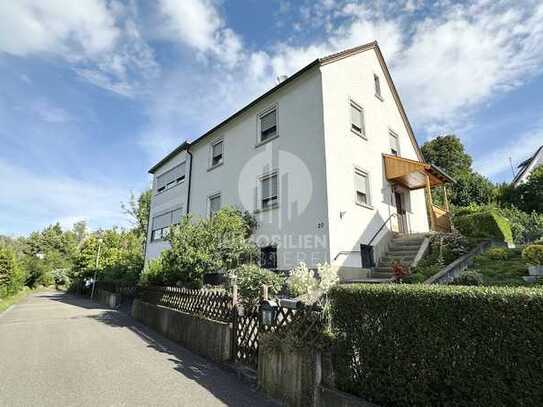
(0, 287, 41, 314)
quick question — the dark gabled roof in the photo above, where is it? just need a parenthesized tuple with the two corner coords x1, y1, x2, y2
(148, 41, 424, 173)
(513, 145, 543, 185)
(148, 141, 189, 174)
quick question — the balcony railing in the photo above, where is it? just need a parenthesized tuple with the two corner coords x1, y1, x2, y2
(432, 204, 451, 232)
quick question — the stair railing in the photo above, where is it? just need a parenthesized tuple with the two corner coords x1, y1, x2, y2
(367, 213, 397, 247)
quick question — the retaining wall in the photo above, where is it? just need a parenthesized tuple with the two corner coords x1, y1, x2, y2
(131, 299, 232, 363)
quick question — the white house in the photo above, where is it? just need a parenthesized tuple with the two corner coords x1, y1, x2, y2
(144, 42, 453, 281)
(513, 145, 543, 187)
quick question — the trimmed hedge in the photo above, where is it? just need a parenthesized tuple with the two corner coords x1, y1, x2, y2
(454, 209, 513, 244)
(330, 284, 543, 406)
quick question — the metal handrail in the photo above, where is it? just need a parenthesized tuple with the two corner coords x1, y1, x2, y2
(332, 213, 397, 263)
(333, 250, 360, 261)
(367, 213, 397, 246)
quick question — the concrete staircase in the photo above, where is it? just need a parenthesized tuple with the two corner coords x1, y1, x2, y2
(339, 233, 428, 284)
(372, 233, 427, 280)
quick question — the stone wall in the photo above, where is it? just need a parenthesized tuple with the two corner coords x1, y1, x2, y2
(131, 299, 232, 363)
(94, 288, 121, 309)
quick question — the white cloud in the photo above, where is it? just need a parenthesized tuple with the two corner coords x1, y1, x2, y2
(157, 0, 244, 67)
(0, 0, 159, 97)
(0, 159, 131, 235)
(474, 124, 543, 179)
(32, 100, 73, 123)
(0, 0, 119, 57)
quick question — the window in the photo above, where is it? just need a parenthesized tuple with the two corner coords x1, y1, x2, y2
(260, 246, 277, 269)
(156, 162, 186, 193)
(350, 100, 365, 138)
(208, 193, 221, 217)
(210, 139, 223, 167)
(259, 108, 277, 143)
(261, 172, 278, 210)
(374, 74, 382, 99)
(354, 169, 371, 207)
(389, 130, 400, 156)
(150, 207, 183, 241)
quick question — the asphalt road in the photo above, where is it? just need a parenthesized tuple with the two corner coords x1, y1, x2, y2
(0, 291, 277, 407)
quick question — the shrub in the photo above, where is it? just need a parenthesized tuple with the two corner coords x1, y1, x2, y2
(235, 264, 283, 309)
(522, 245, 543, 266)
(330, 284, 543, 406)
(485, 247, 511, 261)
(454, 208, 513, 244)
(157, 208, 258, 288)
(139, 258, 165, 286)
(499, 207, 543, 244)
(449, 270, 484, 286)
(286, 262, 338, 304)
(0, 245, 25, 296)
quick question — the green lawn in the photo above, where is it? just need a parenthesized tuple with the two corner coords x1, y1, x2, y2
(0, 287, 37, 314)
(466, 247, 530, 286)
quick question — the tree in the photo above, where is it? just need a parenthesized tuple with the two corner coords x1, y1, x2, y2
(515, 166, 543, 213)
(156, 207, 258, 288)
(0, 245, 25, 296)
(122, 189, 152, 240)
(421, 135, 472, 177)
(421, 135, 496, 207)
(72, 229, 144, 284)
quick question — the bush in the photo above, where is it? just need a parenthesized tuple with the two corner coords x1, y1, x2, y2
(522, 245, 543, 266)
(139, 258, 165, 286)
(449, 270, 484, 286)
(499, 207, 543, 244)
(330, 284, 543, 406)
(235, 264, 283, 309)
(0, 245, 25, 296)
(157, 208, 258, 288)
(485, 247, 511, 261)
(286, 262, 338, 302)
(454, 208, 513, 244)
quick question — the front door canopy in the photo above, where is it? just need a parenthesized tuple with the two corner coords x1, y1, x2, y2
(383, 154, 454, 190)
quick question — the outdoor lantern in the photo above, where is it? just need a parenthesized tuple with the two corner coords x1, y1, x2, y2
(261, 300, 278, 326)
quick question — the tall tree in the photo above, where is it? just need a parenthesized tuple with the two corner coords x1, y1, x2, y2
(421, 135, 472, 177)
(122, 189, 152, 239)
(421, 135, 495, 207)
(515, 166, 543, 213)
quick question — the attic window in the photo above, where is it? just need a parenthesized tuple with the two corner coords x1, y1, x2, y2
(374, 74, 382, 100)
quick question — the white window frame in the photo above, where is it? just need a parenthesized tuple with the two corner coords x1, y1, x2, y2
(389, 129, 400, 156)
(209, 138, 224, 170)
(256, 104, 279, 146)
(208, 192, 222, 217)
(258, 170, 279, 211)
(354, 167, 372, 209)
(150, 206, 183, 242)
(374, 73, 383, 101)
(349, 99, 366, 139)
(155, 162, 186, 194)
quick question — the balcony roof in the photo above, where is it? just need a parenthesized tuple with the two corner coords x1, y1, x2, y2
(383, 154, 454, 190)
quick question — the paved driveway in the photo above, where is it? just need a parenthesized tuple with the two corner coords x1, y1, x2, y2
(0, 291, 277, 407)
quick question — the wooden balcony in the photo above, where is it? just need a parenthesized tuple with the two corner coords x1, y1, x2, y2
(383, 154, 455, 233)
(432, 205, 451, 233)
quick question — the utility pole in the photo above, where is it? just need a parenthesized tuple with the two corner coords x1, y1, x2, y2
(509, 156, 516, 180)
(90, 238, 103, 301)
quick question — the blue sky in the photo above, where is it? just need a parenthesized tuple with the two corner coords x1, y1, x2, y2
(1, 0, 542, 235)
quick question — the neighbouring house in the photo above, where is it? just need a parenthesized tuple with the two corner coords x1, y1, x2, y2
(144, 41, 454, 282)
(513, 145, 543, 187)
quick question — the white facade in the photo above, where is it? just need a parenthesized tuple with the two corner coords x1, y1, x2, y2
(145, 43, 431, 272)
(513, 146, 543, 187)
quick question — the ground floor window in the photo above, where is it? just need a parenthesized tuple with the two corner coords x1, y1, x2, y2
(260, 246, 277, 269)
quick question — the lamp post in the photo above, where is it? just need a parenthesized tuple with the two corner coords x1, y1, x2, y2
(90, 238, 103, 301)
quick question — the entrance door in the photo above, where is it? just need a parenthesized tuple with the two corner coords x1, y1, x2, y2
(395, 192, 408, 234)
